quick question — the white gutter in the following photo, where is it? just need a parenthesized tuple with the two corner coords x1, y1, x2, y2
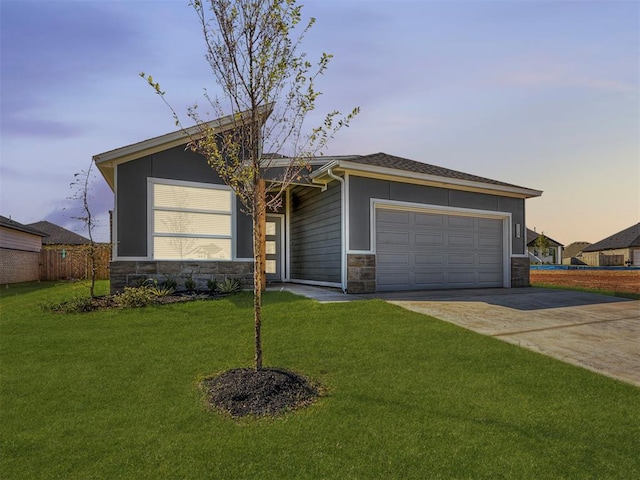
(326, 167, 347, 293)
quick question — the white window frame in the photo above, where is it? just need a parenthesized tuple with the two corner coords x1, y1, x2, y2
(147, 177, 236, 261)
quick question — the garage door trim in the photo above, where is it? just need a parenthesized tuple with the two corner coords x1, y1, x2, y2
(371, 199, 512, 289)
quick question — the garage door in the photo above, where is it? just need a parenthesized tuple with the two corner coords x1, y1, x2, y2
(375, 208, 505, 291)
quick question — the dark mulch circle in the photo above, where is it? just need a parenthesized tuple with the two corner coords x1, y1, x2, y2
(202, 367, 320, 418)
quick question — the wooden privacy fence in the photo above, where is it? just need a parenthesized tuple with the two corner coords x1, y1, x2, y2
(40, 244, 111, 281)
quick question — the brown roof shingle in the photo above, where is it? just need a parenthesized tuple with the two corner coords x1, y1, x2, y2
(582, 223, 640, 252)
(27, 221, 90, 245)
(345, 152, 530, 190)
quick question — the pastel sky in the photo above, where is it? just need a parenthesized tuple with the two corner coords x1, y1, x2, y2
(1, 0, 638, 245)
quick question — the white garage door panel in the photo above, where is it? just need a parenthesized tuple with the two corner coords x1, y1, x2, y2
(376, 208, 505, 291)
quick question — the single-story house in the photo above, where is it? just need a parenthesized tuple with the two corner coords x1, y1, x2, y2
(94, 112, 542, 294)
(0, 215, 47, 284)
(561, 241, 591, 265)
(526, 228, 563, 264)
(28, 220, 91, 246)
(26, 220, 111, 280)
(580, 223, 640, 266)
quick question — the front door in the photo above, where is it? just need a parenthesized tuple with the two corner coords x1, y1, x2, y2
(265, 216, 283, 282)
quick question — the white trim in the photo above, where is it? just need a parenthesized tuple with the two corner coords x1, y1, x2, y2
(371, 199, 512, 288)
(285, 187, 291, 281)
(111, 256, 151, 262)
(147, 177, 236, 261)
(94, 104, 273, 190)
(341, 164, 542, 199)
(326, 168, 346, 292)
(112, 164, 119, 260)
(344, 172, 351, 253)
(347, 249, 375, 255)
(287, 279, 342, 289)
(266, 213, 286, 282)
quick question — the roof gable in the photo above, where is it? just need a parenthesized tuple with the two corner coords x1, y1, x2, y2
(94, 104, 273, 190)
(582, 223, 640, 252)
(562, 241, 591, 258)
(27, 221, 90, 245)
(526, 228, 563, 247)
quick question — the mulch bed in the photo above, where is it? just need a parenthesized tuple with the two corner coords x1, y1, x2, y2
(202, 368, 320, 418)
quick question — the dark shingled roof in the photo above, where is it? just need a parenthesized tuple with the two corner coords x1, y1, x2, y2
(27, 221, 90, 245)
(582, 223, 640, 252)
(525, 228, 563, 247)
(0, 215, 48, 237)
(562, 241, 591, 259)
(345, 152, 529, 190)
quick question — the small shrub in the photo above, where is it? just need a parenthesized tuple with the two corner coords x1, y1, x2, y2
(216, 278, 240, 295)
(184, 273, 196, 293)
(114, 286, 156, 308)
(163, 275, 178, 290)
(142, 279, 175, 297)
(42, 295, 94, 314)
(207, 278, 217, 294)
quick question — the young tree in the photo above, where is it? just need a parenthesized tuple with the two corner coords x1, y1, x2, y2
(142, 0, 358, 370)
(69, 160, 99, 298)
(534, 232, 550, 263)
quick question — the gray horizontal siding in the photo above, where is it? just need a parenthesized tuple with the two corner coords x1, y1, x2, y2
(289, 183, 342, 283)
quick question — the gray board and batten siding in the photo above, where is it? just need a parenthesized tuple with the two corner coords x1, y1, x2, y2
(347, 175, 526, 255)
(289, 182, 342, 284)
(115, 145, 253, 259)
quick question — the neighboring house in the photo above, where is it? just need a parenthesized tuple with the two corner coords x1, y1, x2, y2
(561, 241, 591, 265)
(27, 220, 111, 281)
(0, 215, 47, 284)
(581, 223, 640, 266)
(94, 112, 542, 294)
(526, 228, 563, 264)
(28, 220, 91, 246)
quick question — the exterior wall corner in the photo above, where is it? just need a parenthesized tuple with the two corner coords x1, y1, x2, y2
(511, 256, 530, 287)
(346, 253, 376, 293)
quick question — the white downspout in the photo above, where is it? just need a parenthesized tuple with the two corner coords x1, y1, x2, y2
(326, 168, 347, 293)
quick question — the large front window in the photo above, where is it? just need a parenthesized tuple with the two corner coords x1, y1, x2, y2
(151, 180, 233, 260)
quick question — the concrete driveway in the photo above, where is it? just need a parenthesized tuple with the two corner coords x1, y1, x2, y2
(378, 288, 640, 387)
(272, 284, 640, 387)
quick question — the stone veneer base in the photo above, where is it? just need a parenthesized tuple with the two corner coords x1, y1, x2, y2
(346, 254, 376, 294)
(510, 256, 531, 287)
(110, 260, 253, 294)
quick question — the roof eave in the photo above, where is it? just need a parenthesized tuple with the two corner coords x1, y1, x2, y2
(93, 104, 274, 190)
(313, 160, 543, 199)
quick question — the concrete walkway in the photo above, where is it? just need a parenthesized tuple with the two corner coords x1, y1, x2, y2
(271, 284, 640, 387)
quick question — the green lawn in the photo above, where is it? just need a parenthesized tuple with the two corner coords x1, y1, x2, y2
(1, 281, 639, 479)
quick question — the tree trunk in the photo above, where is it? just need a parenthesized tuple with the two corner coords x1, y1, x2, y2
(253, 179, 267, 371)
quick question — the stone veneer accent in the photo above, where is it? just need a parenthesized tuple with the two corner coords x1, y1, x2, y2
(110, 260, 253, 294)
(346, 254, 376, 294)
(510, 256, 530, 287)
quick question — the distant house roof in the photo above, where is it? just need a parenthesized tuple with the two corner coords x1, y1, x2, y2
(562, 241, 591, 259)
(27, 221, 90, 245)
(526, 228, 563, 247)
(0, 215, 48, 237)
(582, 223, 640, 252)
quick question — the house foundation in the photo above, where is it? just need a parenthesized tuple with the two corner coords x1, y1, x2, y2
(109, 260, 253, 294)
